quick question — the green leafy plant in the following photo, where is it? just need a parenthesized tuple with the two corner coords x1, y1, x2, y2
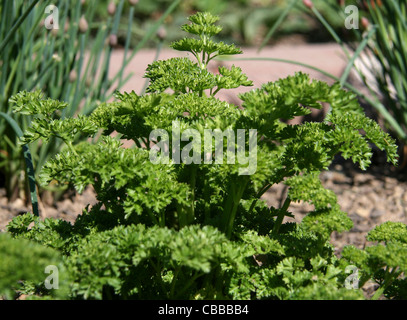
(5, 11, 403, 300)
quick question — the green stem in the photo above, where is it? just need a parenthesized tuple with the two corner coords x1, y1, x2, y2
(4, 51, 22, 97)
(203, 177, 211, 224)
(339, 26, 377, 87)
(248, 182, 272, 215)
(118, 6, 135, 89)
(272, 197, 291, 236)
(371, 267, 400, 300)
(258, 0, 297, 52)
(190, 166, 197, 215)
(169, 265, 181, 298)
(371, 283, 385, 300)
(179, 165, 197, 227)
(310, 6, 351, 59)
(223, 177, 249, 238)
(0, 0, 40, 55)
(149, 259, 166, 296)
(0, 112, 39, 217)
(146, 207, 159, 226)
(29, 59, 57, 91)
(211, 87, 221, 97)
(174, 271, 205, 299)
(71, 34, 86, 117)
(64, 140, 78, 157)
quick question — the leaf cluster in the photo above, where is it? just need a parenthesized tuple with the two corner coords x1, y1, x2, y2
(342, 221, 407, 299)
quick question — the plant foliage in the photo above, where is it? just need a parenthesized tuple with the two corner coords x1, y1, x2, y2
(4, 11, 404, 300)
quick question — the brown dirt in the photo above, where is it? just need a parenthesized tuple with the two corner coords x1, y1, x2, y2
(262, 160, 407, 254)
(1, 43, 406, 258)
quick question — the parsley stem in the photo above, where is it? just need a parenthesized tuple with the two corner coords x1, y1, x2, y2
(169, 265, 181, 298)
(211, 87, 221, 97)
(272, 197, 291, 236)
(223, 177, 249, 238)
(248, 182, 272, 215)
(149, 259, 167, 296)
(187, 165, 197, 223)
(174, 271, 205, 299)
(371, 266, 400, 300)
(65, 140, 78, 157)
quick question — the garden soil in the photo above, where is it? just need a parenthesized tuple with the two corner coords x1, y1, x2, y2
(1, 43, 406, 281)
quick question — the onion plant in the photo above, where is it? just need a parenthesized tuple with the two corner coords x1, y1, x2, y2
(352, 0, 407, 144)
(254, 0, 407, 147)
(0, 0, 180, 205)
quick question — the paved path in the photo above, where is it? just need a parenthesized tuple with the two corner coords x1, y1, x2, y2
(109, 42, 348, 104)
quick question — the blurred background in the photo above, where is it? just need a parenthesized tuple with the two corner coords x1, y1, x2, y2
(93, 0, 349, 47)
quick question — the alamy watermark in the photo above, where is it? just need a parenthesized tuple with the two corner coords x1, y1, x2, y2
(44, 265, 59, 290)
(149, 121, 258, 175)
(344, 265, 360, 289)
(344, 5, 359, 30)
(44, 5, 59, 30)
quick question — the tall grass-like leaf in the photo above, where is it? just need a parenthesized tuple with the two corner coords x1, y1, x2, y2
(0, 0, 40, 54)
(339, 26, 377, 86)
(219, 55, 405, 141)
(256, 0, 407, 143)
(0, 0, 180, 203)
(0, 112, 38, 217)
(258, 0, 298, 52)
